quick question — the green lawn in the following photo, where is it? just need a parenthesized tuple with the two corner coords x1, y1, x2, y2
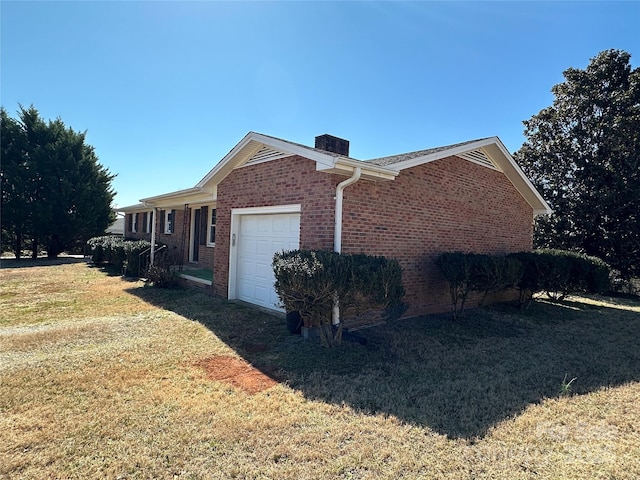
(1, 261, 639, 479)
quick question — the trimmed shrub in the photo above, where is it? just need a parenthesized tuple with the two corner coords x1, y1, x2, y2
(344, 253, 406, 320)
(509, 249, 611, 307)
(145, 248, 180, 288)
(86, 236, 151, 277)
(470, 254, 523, 306)
(122, 240, 152, 276)
(273, 250, 405, 346)
(435, 252, 473, 320)
(436, 252, 524, 319)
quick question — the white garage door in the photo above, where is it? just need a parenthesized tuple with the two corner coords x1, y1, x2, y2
(236, 213, 300, 311)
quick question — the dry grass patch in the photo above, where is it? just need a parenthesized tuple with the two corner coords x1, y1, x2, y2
(1, 262, 639, 479)
(0, 262, 156, 327)
(194, 355, 278, 394)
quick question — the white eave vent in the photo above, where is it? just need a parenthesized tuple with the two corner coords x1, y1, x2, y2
(459, 149, 499, 170)
(244, 146, 290, 166)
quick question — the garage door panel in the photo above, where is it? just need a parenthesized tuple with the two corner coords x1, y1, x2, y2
(235, 212, 300, 311)
(255, 262, 272, 281)
(239, 258, 256, 273)
(256, 239, 272, 255)
(271, 240, 288, 252)
(288, 217, 299, 233)
(272, 216, 288, 232)
(241, 216, 258, 234)
(257, 217, 272, 233)
(254, 285, 270, 302)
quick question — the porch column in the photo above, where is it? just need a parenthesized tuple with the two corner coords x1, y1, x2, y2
(150, 207, 157, 265)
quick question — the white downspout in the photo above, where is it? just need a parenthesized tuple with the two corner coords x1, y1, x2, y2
(332, 167, 362, 325)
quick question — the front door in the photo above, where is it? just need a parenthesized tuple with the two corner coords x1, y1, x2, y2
(192, 208, 201, 262)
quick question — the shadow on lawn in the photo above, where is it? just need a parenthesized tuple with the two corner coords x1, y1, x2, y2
(0, 256, 87, 268)
(127, 284, 640, 440)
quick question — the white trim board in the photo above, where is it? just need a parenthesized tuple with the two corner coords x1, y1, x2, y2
(227, 204, 302, 305)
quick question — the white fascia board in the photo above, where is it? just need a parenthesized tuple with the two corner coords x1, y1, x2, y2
(117, 203, 149, 212)
(487, 138, 552, 215)
(533, 207, 553, 216)
(325, 158, 398, 181)
(196, 132, 338, 189)
(139, 187, 215, 208)
(196, 132, 261, 188)
(231, 204, 302, 216)
(250, 133, 337, 169)
(385, 137, 501, 172)
(140, 187, 202, 203)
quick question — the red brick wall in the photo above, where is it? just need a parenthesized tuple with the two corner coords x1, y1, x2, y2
(195, 243, 215, 269)
(213, 155, 336, 296)
(340, 155, 533, 315)
(213, 154, 534, 316)
(156, 208, 186, 261)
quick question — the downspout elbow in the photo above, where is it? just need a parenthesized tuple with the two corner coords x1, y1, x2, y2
(334, 167, 362, 254)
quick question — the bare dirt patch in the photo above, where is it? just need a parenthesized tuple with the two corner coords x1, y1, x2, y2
(194, 355, 278, 394)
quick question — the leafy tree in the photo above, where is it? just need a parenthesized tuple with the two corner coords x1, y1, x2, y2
(515, 50, 640, 279)
(1, 105, 116, 258)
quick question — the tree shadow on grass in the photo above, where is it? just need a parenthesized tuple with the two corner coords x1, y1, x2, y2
(0, 256, 87, 268)
(126, 284, 640, 440)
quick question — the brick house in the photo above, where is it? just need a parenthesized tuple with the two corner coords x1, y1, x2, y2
(120, 132, 550, 317)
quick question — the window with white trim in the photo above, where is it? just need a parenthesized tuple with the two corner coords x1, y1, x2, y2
(132, 213, 138, 233)
(164, 210, 174, 234)
(207, 208, 216, 246)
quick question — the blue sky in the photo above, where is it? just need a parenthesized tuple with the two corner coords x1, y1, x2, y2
(2, 1, 638, 209)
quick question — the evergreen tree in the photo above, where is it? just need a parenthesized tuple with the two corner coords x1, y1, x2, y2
(515, 50, 640, 279)
(1, 106, 116, 258)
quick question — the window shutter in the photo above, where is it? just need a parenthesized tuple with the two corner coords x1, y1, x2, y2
(142, 212, 148, 233)
(200, 206, 208, 245)
(160, 210, 165, 234)
(127, 214, 132, 232)
(170, 209, 176, 233)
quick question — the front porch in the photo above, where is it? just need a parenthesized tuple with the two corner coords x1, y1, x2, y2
(179, 267, 213, 286)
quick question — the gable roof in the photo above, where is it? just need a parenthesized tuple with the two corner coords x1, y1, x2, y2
(195, 131, 398, 190)
(120, 132, 551, 216)
(367, 136, 551, 215)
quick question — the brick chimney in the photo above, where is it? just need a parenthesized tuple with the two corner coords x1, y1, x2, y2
(315, 134, 349, 156)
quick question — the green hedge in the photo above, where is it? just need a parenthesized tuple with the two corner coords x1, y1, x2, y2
(508, 249, 610, 306)
(86, 236, 151, 277)
(273, 250, 406, 346)
(436, 250, 610, 317)
(435, 252, 522, 319)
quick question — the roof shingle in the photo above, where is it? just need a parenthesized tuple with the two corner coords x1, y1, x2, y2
(366, 138, 491, 166)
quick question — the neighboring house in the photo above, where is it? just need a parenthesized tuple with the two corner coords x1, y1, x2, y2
(120, 132, 551, 318)
(106, 212, 125, 236)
